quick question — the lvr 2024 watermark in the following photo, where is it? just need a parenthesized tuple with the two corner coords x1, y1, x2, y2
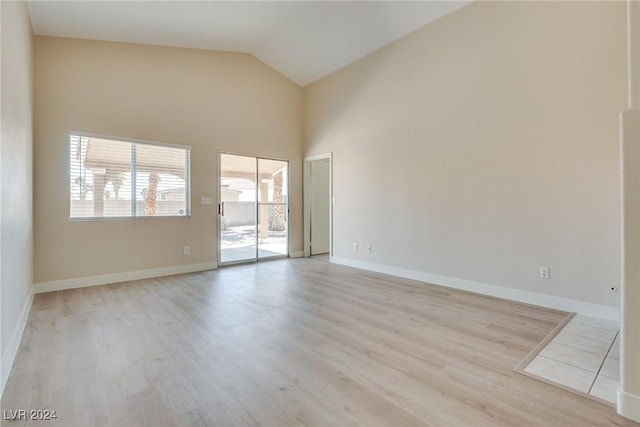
(3, 409, 58, 421)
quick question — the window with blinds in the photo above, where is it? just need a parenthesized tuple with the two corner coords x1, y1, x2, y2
(70, 134, 190, 219)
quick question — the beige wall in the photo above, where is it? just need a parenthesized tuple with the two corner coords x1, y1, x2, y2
(1, 0, 33, 361)
(304, 1, 626, 307)
(34, 37, 302, 284)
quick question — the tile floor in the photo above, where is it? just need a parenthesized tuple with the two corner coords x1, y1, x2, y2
(523, 314, 620, 404)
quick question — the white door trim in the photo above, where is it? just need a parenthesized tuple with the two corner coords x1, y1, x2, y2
(304, 153, 333, 257)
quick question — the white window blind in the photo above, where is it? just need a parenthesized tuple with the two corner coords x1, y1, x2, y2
(70, 134, 190, 219)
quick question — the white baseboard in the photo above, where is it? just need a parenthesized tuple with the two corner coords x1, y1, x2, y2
(1, 286, 35, 397)
(34, 262, 218, 294)
(618, 388, 640, 422)
(330, 257, 620, 321)
(289, 251, 304, 258)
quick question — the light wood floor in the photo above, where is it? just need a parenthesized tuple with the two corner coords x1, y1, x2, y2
(2, 257, 637, 426)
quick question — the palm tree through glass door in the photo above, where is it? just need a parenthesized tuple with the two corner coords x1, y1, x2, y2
(219, 153, 288, 264)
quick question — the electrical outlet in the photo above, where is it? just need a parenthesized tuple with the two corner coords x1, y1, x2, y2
(352, 243, 358, 252)
(539, 266, 549, 279)
(184, 246, 190, 255)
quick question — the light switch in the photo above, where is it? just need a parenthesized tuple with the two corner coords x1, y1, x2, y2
(201, 197, 212, 205)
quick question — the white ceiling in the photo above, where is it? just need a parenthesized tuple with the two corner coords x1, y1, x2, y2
(27, 1, 469, 86)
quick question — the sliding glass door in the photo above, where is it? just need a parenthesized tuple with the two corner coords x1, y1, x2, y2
(219, 153, 288, 264)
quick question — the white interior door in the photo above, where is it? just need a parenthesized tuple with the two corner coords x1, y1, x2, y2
(310, 158, 330, 255)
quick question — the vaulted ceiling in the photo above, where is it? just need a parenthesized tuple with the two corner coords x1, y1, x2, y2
(27, 1, 469, 86)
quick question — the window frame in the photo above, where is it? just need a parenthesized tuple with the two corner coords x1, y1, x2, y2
(69, 131, 192, 221)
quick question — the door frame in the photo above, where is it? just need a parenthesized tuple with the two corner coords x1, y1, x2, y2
(217, 151, 290, 266)
(303, 153, 333, 258)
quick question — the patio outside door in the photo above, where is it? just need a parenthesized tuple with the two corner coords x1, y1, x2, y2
(219, 153, 288, 264)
